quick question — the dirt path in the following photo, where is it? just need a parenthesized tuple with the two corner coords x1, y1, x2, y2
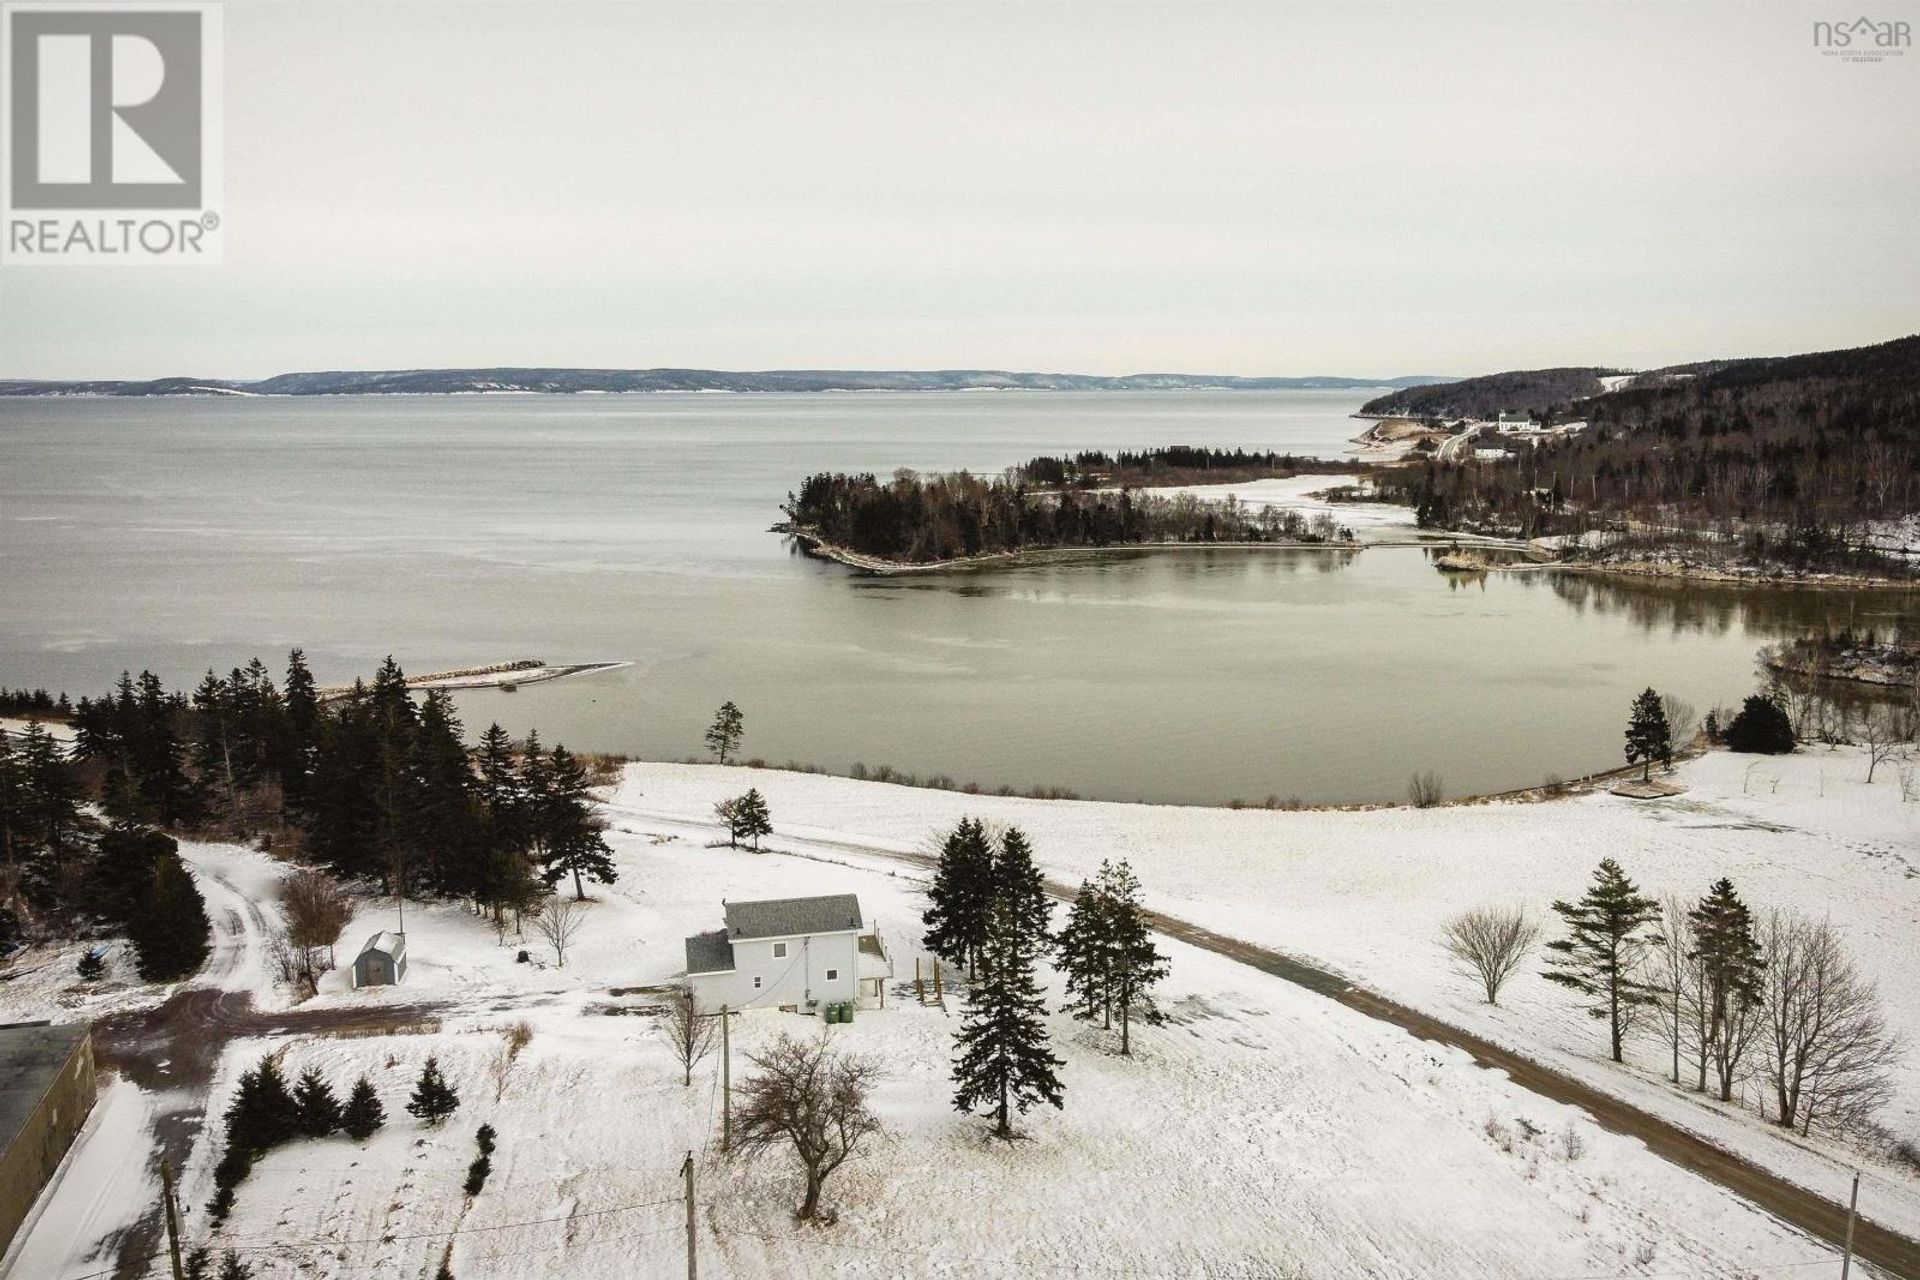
(607, 798, 1920, 1279)
(75, 858, 448, 1280)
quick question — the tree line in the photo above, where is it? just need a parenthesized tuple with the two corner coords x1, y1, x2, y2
(783, 470, 1350, 564)
(0, 651, 617, 972)
(1014, 446, 1358, 489)
(1369, 335, 1920, 576)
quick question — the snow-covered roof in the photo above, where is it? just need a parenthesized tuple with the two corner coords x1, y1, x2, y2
(723, 894, 862, 940)
(359, 930, 405, 958)
(684, 930, 735, 975)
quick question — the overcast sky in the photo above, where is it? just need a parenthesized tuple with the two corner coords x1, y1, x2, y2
(2, 0, 1915, 379)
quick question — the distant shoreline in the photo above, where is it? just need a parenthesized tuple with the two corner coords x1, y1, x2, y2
(783, 527, 1359, 575)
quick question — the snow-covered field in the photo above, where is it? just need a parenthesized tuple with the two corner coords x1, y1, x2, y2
(612, 746, 1920, 1241)
(3, 744, 1913, 1278)
(1135, 474, 1418, 538)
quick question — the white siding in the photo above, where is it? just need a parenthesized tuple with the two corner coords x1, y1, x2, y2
(689, 931, 860, 1013)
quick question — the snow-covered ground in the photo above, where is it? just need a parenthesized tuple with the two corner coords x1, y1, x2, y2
(1134, 474, 1419, 538)
(5, 745, 1913, 1277)
(612, 745, 1920, 1242)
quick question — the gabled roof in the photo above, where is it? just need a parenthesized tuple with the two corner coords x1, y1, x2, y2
(359, 930, 405, 958)
(723, 894, 862, 941)
(684, 930, 736, 975)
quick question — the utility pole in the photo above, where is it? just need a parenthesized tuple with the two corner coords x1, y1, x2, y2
(720, 1004, 732, 1154)
(1840, 1170, 1860, 1279)
(160, 1159, 186, 1280)
(681, 1149, 698, 1280)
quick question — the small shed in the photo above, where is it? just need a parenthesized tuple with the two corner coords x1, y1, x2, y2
(352, 931, 407, 988)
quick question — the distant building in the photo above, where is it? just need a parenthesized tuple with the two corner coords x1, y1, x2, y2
(0, 1022, 97, 1256)
(352, 931, 408, 987)
(683, 894, 892, 1014)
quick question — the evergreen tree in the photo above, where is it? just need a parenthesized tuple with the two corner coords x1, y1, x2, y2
(406, 691, 480, 897)
(704, 701, 744, 764)
(729, 787, 772, 853)
(1101, 861, 1168, 1056)
(407, 1056, 461, 1124)
(1543, 858, 1663, 1062)
(0, 732, 23, 894)
(224, 1056, 301, 1155)
(185, 1247, 211, 1280)
(994, 827, 1052, 955)
(1688, 878, 1766, 1101)
(1724, 694, 1795, 754)
(127, 851, 212, 980)
(293, 1069, 342, 1137)
(16, 721, 82, 905)
(951, 889, 1064, 1139)
(90, 824, 178, 928)
(1055, 876, 1115, 1024)
(341, 1075, 386, 1140)
(279, 648, 320, 810)
(304, 693, 384, 881)
(130, 670, 200, 825)
(192, 669, 242, 816)
(1623, 686, 1672, 783)
(535, 746, 617, 897)
(217, 1250, 252, 1280)
(921, 818, 995, 977)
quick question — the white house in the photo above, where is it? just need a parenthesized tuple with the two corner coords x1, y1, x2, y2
(683, 894, 892, 1014)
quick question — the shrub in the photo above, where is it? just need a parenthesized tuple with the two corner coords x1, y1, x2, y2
(1724, 695, 1795, 754)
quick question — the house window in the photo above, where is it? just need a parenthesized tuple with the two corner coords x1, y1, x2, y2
(772, 942, 788, 958)
(753, 976, 763, 989)
(825, 968, 838, 981)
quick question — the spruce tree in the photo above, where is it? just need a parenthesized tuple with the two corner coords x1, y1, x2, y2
(341, 1075, 386, 1140)
(537, 746, 618, 897)
(406, 691, 480, 898)
(951, 892, 1064, 1139)
(407, 1056, 461, 1124)
(731, 787, 772, 853)
(128, 851, 212, 981)
(1102, 860, 1168, 1056)
(293, 1069, 342, 1138)
(994, 828, 1052, 955)
(1543, 858, 1663, 1062)
(1624, 687, 1672, 783)
(280, 648, 319, 810)
(705, 701, 745, 764)
(217, 1250, 252, 1280)
(1054, 877, 1114, 1024)
(1724, 694, 1795, 754)
(922, 818, 995, 977)
(185, 1247, 211, 1280)
(225, 1056, 301, 1156)
(1688, 878, 1766, 1101)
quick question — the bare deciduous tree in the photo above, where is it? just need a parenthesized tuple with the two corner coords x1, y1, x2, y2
(489, 1020, 534, 1101)
(1651, 895, 1700, 1086)
(281, 868, 351, 995)
(1759, 911, 1902, 1136)
(1859, 706, 1910, 784)
(1407, 771, 1444, 809)
(660, 986, 717, 1087)
(1660, 693, 1699, 750)
(531, 896, 587, 968)
(731, 1032, 883, 1221)
(1439, 905, 1539, 1005)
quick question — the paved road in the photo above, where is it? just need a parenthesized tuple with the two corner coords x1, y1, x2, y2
(605, 796, 1920, 1279)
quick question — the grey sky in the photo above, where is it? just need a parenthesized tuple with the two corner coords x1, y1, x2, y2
(2, 0, 1915, 379)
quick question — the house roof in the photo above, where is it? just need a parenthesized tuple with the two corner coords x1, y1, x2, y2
(684, 930, 736, 975)
(723, 894, 863, 941)
(359, 930, 405, 959)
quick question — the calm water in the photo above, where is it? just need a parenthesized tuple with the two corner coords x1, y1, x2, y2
(3, 392, 1914, 804)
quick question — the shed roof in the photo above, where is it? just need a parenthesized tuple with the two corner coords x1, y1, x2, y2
(684, 930, 736, 975)
(723, 894, 862, 940)
(0, 1022, 89, 1154)
(359, 931, 405, 959)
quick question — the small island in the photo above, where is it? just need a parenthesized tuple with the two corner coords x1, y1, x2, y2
(779, 448, 1356, 571)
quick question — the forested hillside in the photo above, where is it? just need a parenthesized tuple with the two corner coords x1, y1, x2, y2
(1359, 368, 1618, 421)
(1373, 335, 1920, 575)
